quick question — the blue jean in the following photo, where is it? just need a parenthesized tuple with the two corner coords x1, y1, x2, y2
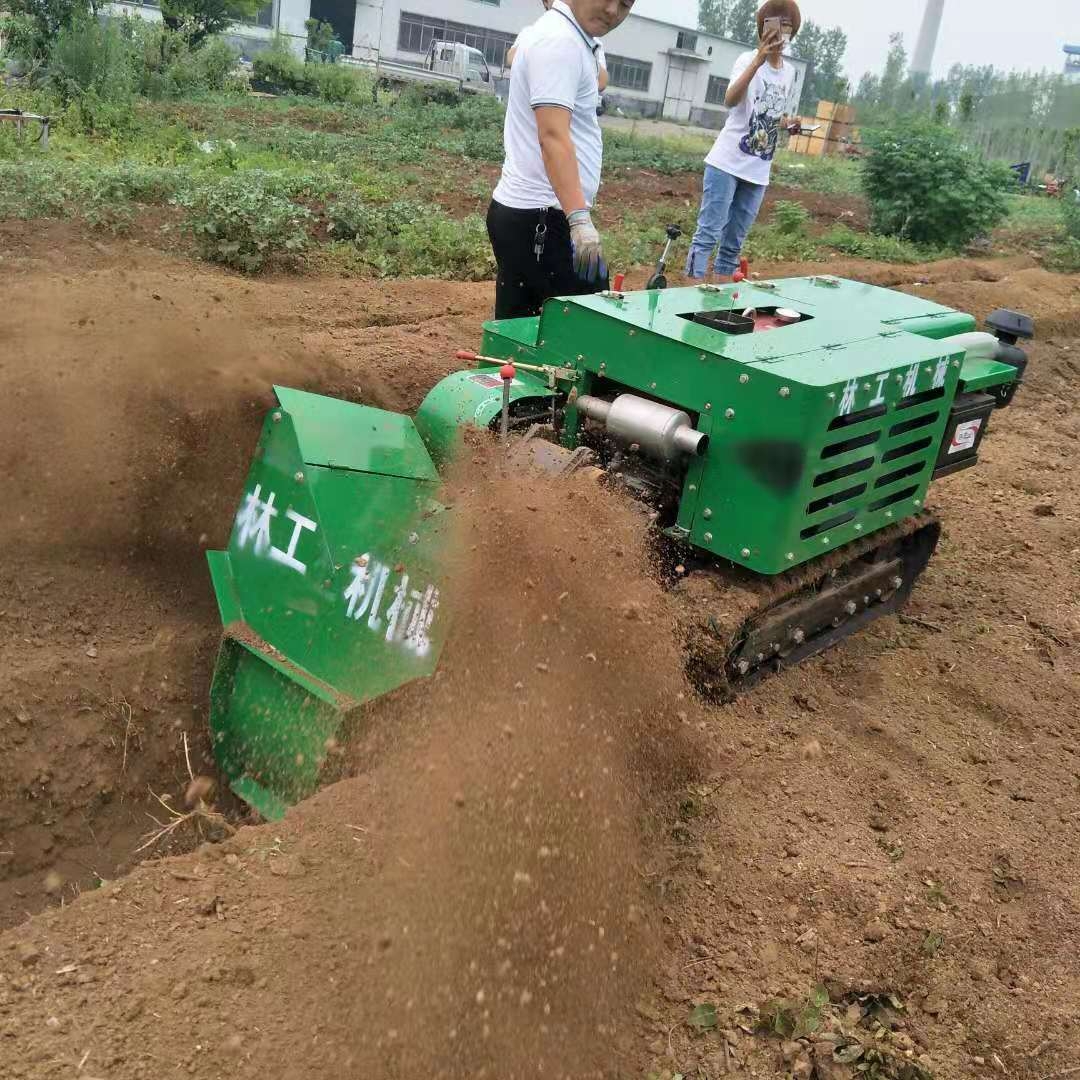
(685, 165, 767, 278)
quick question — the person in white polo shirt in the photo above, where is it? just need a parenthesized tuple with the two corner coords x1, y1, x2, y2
(486, 0, 633, 320)
(506, 1, 609, 93)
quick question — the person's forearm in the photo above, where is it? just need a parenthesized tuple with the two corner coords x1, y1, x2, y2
(725, 60, 761, 107)
(539, 128, 586, 213)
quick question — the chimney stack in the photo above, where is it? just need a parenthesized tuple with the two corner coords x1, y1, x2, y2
(911, 0, 945, 76)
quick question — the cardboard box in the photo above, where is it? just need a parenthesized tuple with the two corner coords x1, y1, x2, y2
(815, 101, 856, 127)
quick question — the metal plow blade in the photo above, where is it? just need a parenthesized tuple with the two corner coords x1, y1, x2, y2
(206, 386, 450, 819)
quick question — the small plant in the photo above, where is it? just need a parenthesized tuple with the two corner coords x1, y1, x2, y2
(922, 930, 945, 957)
(772, 199, 811, 235)
(876, 835, 905, 861)
(179, 173, 311, 271)
(925, 879, 949, 906)
(862, 122, 1009, 249)
(687, 1003, 718, 1032)
(759, 984, 830, 1040)
(325, 191, 387, 241)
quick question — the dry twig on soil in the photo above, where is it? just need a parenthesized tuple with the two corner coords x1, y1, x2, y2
(106, 695, 138, 773)
(135, 733, 234, 854)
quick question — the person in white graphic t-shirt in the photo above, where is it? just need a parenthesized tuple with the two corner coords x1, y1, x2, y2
(685, 0, 802, 282)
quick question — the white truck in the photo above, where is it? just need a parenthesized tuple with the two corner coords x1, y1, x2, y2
(346, 41, 494, 96)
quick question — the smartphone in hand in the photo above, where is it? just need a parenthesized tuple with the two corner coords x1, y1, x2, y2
(763, 16, 783, 43)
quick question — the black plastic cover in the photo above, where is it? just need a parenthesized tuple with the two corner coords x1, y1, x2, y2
(986, 308, 1035, 343)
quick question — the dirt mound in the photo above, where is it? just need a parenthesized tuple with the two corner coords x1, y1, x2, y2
(0, 450, 706, 1079)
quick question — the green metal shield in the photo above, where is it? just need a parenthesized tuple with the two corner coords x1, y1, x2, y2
(206, 386, 450, 819)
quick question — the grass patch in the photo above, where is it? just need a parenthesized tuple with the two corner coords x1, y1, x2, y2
(772, 149, 862, 195)
(821, 224, 944, 264)
(1044, 238, 1080, 273)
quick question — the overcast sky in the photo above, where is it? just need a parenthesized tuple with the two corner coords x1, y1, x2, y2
(632, 0, 1078, 81)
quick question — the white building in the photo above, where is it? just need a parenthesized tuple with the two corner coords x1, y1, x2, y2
(118, 0, 805, 129)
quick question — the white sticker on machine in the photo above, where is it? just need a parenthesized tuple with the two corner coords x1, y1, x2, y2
(949, 418, 983, 454)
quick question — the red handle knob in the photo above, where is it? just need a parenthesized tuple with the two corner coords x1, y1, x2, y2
(456, 350, 478, 361)
(612, 273, 626, 292)
(500, 364, 516, 381)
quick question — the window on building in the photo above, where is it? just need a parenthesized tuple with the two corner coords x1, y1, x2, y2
(238, 2, 273, 27)
(399, 11, 517, 68)
(675, 31, 698, 52)
(705, 76, 730, 105)
(606, 54, 652, 93)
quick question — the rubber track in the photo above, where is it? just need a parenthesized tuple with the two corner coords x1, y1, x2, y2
(674, 512, 941, 701)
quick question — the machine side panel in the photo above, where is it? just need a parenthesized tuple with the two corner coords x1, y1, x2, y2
(697, 343, 963, 573)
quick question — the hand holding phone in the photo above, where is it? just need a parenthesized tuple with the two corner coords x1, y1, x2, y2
(757, 18, 784, 63)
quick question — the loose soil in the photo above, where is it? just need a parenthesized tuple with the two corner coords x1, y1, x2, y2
(1, 230, 1078, 1080)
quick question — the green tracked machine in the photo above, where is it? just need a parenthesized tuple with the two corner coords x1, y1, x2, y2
(207, 277, 1033, 818)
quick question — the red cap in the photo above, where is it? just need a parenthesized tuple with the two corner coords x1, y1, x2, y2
(612, 273, 626, 292)
(500, 364, 516, 381)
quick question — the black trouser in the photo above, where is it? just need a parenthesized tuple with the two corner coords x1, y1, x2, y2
(486, 199, 608, 320)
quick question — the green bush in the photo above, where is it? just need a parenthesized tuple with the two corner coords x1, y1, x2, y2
(861, 122, 1009, 249)
(178, 174, 311, 271)
(0, 11, 41, 63)
(252, 42, 372, 103)
(132, 27, 242, 99)
(323, 194, 491, 279)
(1063, 196, 1080, 242)
(49, 16, 136, 131)
(303, 62, 372, 104)
(1045, 237, 1080, 273)
(397, 81, 461, 107)
(4, 0, 91, 61)
(252, 42, 306, 93)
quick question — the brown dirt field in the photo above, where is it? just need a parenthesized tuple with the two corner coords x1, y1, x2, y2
(1, 232, 1078, 1080)
(426, 158, 869, 232)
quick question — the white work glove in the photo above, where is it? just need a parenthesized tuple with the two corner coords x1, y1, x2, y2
(567, 209, 607, 285)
